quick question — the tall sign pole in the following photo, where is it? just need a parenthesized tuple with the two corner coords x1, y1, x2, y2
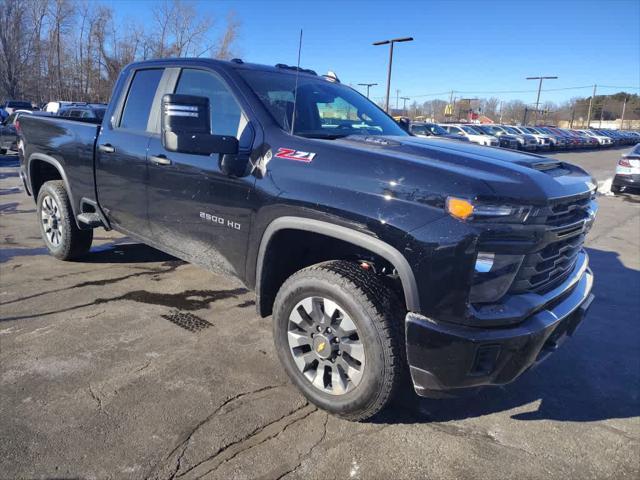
(525, 76, 558, 125)
(373, 37, 414, 113)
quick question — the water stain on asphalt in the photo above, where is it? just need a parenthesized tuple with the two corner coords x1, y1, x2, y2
(94, 288, 249, 310)
(0, 246, 50, 263)
(236, 299, 256, 308)
(0, 202, 35, 214)
(1, 261, 183, 305)
(1, 287, 249, 322)
(0, 187, 21, 196)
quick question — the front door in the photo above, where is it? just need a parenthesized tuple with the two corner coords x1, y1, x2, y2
(95, 68, 165, 237)
(146, 67, 255, 278)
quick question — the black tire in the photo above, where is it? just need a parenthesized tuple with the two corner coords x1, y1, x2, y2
(36, 180, 93, 260)
(611, 184, 622, 194)
(273, 260, 406, 421)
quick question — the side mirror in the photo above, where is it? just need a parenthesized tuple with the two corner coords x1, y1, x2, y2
(161, 94, 239, 156)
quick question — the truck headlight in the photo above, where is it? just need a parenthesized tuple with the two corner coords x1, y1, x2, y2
(446, 197, 533, 222)
(470, 253, 524, 303)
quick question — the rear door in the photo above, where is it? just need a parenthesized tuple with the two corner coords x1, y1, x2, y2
(146, 67, 255, 278)
(96, 68, 165, 237)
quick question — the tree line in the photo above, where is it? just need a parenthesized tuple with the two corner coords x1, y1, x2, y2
(397, 92, 640, 126)
(0, 0, 239, 104)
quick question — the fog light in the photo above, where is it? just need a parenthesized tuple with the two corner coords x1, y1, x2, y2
(475, 252, 495, 273)
(469, 253, 524, 304)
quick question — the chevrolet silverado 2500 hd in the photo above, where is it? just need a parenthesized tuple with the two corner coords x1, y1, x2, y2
(18, 58, 597, 420)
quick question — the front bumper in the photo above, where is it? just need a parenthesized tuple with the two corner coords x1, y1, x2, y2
(406, 253, 594, 396)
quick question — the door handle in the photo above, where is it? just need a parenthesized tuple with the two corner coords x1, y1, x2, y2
(150, 155, 172, 166)
(98, 143, 115, 153)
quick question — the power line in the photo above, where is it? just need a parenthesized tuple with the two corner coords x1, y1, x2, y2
(598, 85, 640, 90)
(371, 84, 639, 101)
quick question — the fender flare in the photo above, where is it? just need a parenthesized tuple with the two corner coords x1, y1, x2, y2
(255, 216, 420, 312)
(27, 153, 77, 217)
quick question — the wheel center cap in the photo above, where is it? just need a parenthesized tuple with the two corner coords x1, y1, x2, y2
(313, 334, 333, 359)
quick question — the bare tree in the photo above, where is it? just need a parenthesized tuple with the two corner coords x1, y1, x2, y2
(212, 11, 239, 59)
(0, 0, 241, 104)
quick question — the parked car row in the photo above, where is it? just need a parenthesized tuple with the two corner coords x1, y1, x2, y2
(409, 120, 640, 151)
(0, 100, 107, 155)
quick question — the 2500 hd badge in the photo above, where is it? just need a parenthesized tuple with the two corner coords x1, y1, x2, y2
(200, 211, 241, 230)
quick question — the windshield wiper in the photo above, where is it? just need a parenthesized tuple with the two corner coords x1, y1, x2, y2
(296, 133, 350, 140)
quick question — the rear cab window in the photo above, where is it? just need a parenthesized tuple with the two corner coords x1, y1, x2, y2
(119, 69, 164, 132)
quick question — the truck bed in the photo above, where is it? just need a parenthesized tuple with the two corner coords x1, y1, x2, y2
(19, 114, 101, 216)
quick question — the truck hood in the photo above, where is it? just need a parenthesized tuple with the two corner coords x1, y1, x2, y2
(327, 135, 595, 204)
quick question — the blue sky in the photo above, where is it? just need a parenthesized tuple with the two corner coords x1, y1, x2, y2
(110, 0, 640, 105)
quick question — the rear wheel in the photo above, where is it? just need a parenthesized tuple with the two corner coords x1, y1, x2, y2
(37, 180, 93, 260)
(273, 260, 405, 421)
(611, 184, 623, 194)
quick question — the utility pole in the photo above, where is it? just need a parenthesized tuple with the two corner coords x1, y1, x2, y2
(373, 37, 414, 113)
(396, 89, 400, 110)
(620, 97, 628, 130)
(400, 96, 410, 115)
(498, 101, 503, 123)
(599, 98, 607, 128)
(570, 103, 576, 128)
(357, 83, 377, 98)
(586, 84, 597, 128)
(525, 76, 558, 125)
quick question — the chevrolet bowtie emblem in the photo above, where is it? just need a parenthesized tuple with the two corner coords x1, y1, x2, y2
(316, 341, 326, 353)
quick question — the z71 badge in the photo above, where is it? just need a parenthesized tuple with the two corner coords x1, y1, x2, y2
(274, 148, 316, 163)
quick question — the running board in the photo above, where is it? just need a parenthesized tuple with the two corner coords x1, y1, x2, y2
(76, 212, 103, 228)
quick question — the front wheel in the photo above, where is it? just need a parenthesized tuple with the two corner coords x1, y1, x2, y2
(36, 180, 93, 260)
(273, 260, 406, 421)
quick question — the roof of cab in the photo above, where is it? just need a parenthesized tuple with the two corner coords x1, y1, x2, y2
(124, 57, 319, 78)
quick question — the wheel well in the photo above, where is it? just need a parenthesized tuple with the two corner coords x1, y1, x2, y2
(29, 160, 62, 198)
(257, 229, 404, 317)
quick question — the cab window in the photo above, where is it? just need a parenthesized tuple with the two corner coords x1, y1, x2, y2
(175, 69, 245, 137)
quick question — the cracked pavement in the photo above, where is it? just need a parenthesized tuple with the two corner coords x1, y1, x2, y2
(1, 149, 639, 479)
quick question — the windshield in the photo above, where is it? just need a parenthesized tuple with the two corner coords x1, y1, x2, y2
(94, 108, 106, 120)
(503, 126, 520, 134)
(239, 70, 407, 139)
(410, 124, 430, 135)
(461, 125, 481, 135)
(481, 125, 501, 135)
(425, 123, 448, 135)
(7, 101, 31, 109)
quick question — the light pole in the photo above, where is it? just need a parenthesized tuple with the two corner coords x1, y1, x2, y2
(526, 75, 557, 125)
(357, 83, 377, 98)
(401, 96, 410, 115)
(373, 36, 414, 112)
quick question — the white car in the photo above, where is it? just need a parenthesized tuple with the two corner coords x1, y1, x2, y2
(577, 129, 613, 146)
(612, 143, 640, 194)
(43, 101, 87, 114)
(440, 124, 499, 147)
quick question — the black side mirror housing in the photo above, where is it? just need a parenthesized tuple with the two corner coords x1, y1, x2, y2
(161, 94, 239, 156)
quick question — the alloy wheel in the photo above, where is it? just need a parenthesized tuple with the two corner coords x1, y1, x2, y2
(287, 296, 366, 396)
(41, 194, 63, 247)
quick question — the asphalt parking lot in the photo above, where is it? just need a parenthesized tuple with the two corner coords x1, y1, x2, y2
(1, 147, 639, 480)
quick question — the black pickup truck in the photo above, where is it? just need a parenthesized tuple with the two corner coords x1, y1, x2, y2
(18, 58, 597, 420)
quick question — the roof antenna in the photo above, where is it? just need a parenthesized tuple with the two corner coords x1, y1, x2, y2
(290, 29, 303, 135)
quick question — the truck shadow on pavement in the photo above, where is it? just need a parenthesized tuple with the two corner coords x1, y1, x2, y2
(87, 241, 180, 264)
(378, 247, 640, 425)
